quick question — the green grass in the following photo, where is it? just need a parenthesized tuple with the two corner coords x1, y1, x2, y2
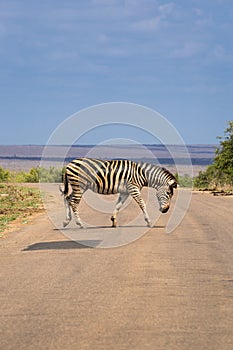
(0, 184, 43, 234)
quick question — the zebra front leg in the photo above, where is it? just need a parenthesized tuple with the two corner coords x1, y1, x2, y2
(111, 193, 129, 227)
(127, 184, 152, 227)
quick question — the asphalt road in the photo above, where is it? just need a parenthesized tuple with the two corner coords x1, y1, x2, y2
(0, 189, 233, 350)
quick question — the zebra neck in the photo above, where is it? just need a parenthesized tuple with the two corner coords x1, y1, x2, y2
(147, 176, 161, 189)
(142, 163, 166, 189)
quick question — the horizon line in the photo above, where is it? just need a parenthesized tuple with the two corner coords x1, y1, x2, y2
(0, 143, 218, 147)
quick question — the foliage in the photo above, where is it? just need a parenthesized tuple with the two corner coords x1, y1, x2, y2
(0, 184, 43, 233)
(0, 166, 64, 183)
(0, 166, 10, 182)
(39, 166, 64, 183)
(193, 170, 210, 189)
(175, 173, 193, 187)
(194, 121, 233, 189)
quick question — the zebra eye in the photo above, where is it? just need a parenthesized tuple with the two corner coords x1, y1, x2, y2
(168, 186, 174, 196)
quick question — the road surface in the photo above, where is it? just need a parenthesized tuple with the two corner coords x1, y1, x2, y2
(0, 189, 232, 350)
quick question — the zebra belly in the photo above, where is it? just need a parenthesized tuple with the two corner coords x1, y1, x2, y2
(89, 180, 128, 195)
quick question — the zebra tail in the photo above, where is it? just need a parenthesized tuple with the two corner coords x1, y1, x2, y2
(60, 172, 69, 196)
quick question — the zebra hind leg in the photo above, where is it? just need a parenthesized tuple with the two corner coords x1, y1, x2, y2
(63, 193, 72, 227)
(71, 204, 85, 228)
(70, 190, 86, 228)
(111, 193, 129, 227)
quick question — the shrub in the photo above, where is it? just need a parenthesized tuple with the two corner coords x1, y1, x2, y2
(0, 166, 64, 183)
(0, 167, 9, 182)
(39, 166, 64, 183)
(175, 173, 193, 188)
(194, 121, 233, 189)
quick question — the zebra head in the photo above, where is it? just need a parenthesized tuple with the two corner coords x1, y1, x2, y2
(156, 179, 177, 213)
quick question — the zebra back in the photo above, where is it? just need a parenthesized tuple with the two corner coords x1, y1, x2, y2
(65, 158, 142, 194)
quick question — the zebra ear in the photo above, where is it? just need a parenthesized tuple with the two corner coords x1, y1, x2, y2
(168, 179, 177, 188)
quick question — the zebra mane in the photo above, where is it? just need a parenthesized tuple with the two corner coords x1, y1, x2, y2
(138, 162, 177, 188)
(160, 167, 177, 185)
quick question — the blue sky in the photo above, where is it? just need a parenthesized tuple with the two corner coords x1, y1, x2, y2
(0, 0, 233, 145)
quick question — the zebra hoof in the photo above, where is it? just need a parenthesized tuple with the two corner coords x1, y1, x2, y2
(146, 220, 152, 228)
(111, 216, 117, 228)
(63, 220, 70, 227)
(76, 222, 85, 229)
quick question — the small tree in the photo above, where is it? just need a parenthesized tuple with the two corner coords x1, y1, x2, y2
(214, 121, 233, 186)
(194, 121, 233, 189)
(25, 167, 40, 183)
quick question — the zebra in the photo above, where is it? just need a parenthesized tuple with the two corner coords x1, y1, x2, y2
(60, 157, 177, 228)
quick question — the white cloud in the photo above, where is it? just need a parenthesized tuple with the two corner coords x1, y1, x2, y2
(158, 2, 175, 17)
(91, 0, 118, 5)
(48, 51, 80, 62)
(130, 16, 161, 31)
(195, 17, 213, 27)
(87, 62, 109, 74)
(170, 42, 204, 59)
(97, 33, 110, 44)
(0, 1, 23, 20)
(129, 2, 175, 32)
(193, 8, 203, 17)
(0, 23, 6, 36)
(214, 45, 233, 62)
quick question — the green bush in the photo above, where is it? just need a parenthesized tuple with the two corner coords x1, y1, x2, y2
(0, 166, 64, 183)
(193, 171, 209, 189)
(194, 121, 233, 190)
(0, 167, 9, 182)
(175, 173, 193, 188)
(39, 166, 64, 183)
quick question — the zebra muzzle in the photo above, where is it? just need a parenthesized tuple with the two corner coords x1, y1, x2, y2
(161, 206, 169, 213)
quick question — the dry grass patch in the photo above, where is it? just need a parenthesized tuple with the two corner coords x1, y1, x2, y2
(0, 184, 43, 235)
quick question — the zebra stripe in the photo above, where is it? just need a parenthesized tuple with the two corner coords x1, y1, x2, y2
(61, 157, 177, 228)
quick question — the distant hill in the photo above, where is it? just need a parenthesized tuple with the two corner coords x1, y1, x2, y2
(0, 144, 217, 176)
